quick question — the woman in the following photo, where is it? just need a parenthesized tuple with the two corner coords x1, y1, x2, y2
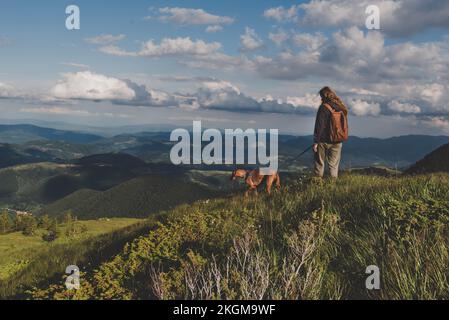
(313, 87, 349, 179)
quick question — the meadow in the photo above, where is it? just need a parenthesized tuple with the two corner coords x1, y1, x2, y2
(0, 218, 149, 298)
(27, 173, 449, 300)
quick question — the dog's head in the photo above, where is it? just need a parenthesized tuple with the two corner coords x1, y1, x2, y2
(231, 169, 247, 181)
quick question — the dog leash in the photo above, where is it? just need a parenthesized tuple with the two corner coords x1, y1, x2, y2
(292, 145, 313, 161)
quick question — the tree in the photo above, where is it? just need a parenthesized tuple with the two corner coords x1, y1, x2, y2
(0, 211, 12, 234)
(39, 214, 51, 230)
(64, 211, 74, 224)
(42, 218, 59, 242)
(22, 215, 38, 236)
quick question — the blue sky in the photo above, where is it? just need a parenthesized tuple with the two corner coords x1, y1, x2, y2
(1, 0, 449, 137)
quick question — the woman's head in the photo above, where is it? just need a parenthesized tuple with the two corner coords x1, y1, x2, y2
(319, 86, 337, 101)
(319, 86, 348, 115)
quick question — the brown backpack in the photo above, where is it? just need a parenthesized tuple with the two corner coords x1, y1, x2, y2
(323, 103, 348, 142)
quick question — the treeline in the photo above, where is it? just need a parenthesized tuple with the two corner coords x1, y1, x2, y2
(0, 211, 87, 241)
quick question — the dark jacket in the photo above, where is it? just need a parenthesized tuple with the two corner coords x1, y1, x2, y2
(313, 100, 345, 143)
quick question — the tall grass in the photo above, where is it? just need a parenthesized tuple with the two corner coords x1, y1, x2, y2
(28, 174, 449, 300)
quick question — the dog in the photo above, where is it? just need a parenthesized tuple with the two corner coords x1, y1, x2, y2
(230, 169, 280, 196)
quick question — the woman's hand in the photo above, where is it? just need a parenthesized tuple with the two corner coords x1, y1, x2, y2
(313, 143, 318, 153)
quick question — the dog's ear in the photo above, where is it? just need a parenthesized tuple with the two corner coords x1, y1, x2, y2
(230, 170, 235, 180)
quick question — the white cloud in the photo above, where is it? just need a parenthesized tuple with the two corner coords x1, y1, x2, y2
(298, 0, 449, 37)
(240, 27, 264, 51)
(286, 93, 321, 110)
(268, 29, 289, 46)
(52, 71, 136, 101)
(139, 37, 221, 57)
(263, 5, 299, 22)
(50, 71, 176, 107)
(388, 100, 421, 114)
(85, 34, 126, 45)
(60, 62, 90, 69)
(292, 32, 326, 51)
(424, 117, 449, 134)
(99, 37, 222, 58)
(349, 99, 381, 116)
(150, 7, 234, 26)
(419, 83, 445, 106)
(205, 25, 223, 33)
(0, 83, 17, 98)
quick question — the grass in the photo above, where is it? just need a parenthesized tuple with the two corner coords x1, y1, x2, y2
(0, 218, 148, 298)
(28, 173, 449, 300)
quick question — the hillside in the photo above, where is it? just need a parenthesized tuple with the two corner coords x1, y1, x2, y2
(0, 217, 149, 298)
(406, 143, 449, 174)
(0, 124, 102, 144)
(41, 174, 218, 219)
(29, 173, 449, 300)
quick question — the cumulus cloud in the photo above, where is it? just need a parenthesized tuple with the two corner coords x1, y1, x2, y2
(254, 26, 449, 87)
(263, 5, 300, 22)
(98, 37, 222, 58)
(424, 117, 449, 134)
(51, 71, 176, 107)
(240, 27, 264, 51)
(348, 99, 381, 116)
(286, 93, 321, 110)
(139, 37, 221, 57)
(52, 71, 136, 101)
(268, 29, 289, 46)
(85, 34, 126, 45)
(148, 7, 234, 26)
(388, 100, 421, 114)
(265, 1, 449, 37)
(292, 32, 326, 51)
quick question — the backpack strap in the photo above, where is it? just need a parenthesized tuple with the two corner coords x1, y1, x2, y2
(323, 103, 337, 113)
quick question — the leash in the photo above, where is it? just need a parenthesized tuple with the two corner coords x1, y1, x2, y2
(291, 145, 313, 161)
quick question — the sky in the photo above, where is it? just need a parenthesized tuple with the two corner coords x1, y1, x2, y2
(1, 0, 449, 137)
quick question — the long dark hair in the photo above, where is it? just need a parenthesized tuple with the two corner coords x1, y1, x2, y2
(319, 86, 348, 116)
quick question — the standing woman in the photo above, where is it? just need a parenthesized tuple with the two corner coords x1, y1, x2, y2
(313, 87, 349, 179)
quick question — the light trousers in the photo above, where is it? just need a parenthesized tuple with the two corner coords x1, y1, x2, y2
(314, 142, 342, 178)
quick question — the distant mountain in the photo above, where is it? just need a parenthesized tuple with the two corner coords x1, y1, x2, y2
(42, 175, 217, 219)
(75, 153, 147, 168)
(281, 135, 449, 169)
(406, 143, 449, 174)
(0, 124, 103, 144)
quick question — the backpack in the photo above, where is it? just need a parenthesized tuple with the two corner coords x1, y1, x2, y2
(323, 103, 348, 143)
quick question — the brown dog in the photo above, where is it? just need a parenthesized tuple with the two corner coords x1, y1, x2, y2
(231, 169, 280, 196)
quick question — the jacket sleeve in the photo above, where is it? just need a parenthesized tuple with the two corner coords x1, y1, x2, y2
(314, 105, 327, 143)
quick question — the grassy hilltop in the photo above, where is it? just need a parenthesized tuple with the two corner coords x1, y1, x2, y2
(28, 173, 449, 300)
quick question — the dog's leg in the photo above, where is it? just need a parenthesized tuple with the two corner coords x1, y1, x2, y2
(266, 176, 273, 195)
(276, 173, 281, 189)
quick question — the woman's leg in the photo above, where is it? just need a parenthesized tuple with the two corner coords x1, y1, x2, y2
(327, 143, 342, 178)
(314, 143, 326, 178)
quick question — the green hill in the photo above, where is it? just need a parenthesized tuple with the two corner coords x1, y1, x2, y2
(41, 175, 218, 219)
(0, 217, 149, 298)
(406, 143, 449, 174)
(29, 173, 449, 300)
